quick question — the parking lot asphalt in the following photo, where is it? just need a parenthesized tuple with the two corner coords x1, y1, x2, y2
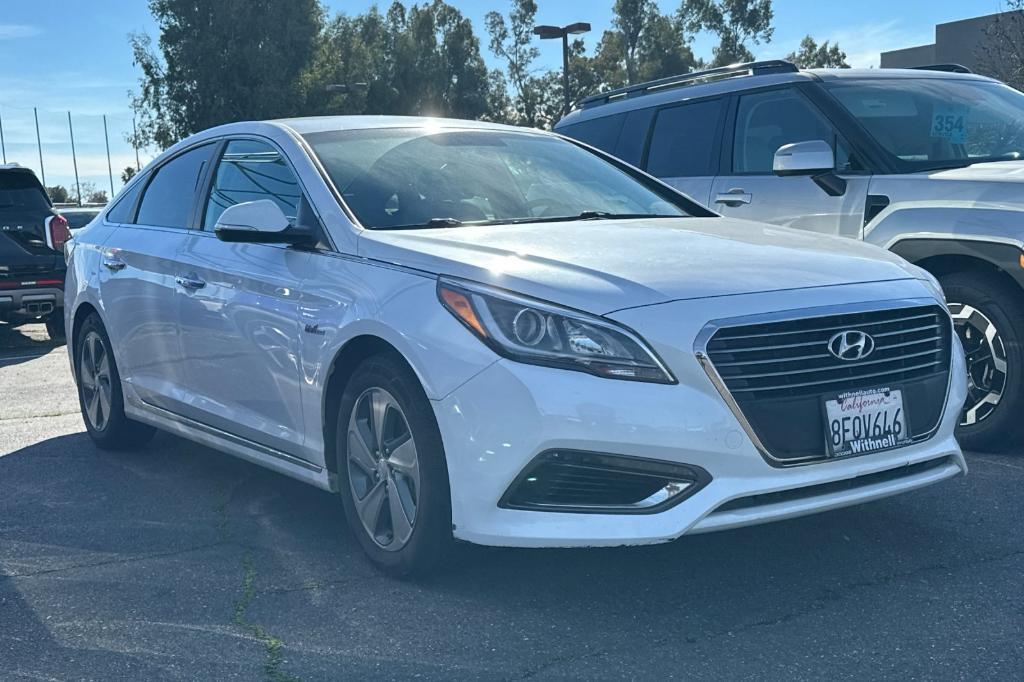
(1, 322, 1022, 681)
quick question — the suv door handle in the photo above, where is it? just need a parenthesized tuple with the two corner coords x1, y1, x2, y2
(101, 253, 126, 271)
(175, 275, 206, 290)
(713, 188, 753, 207)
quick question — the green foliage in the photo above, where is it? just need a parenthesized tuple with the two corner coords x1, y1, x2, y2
(46, 185, 70, 204)
(130, 0, 322, 149)
(977, 3, 1024, 91)
(120, 166, 137, 185)
(127, 0, 790, 143)
(786, 35, 849, 69)
(679, 0, 773, 67)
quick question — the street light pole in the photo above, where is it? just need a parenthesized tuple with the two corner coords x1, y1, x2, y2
(533, 22, 591, 118)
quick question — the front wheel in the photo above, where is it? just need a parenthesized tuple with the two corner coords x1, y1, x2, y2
(336, 353, 454, 576)
(940, 271, 1024, 452)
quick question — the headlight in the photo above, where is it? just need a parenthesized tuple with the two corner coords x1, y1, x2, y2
(437, 278, 676, 384)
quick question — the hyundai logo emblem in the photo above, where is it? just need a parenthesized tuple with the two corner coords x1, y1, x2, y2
(827, 330, 875, 361)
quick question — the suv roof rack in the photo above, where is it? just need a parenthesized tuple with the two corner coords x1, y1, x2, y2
(577, 60, 799, 110)
(908, 63, 973, 74)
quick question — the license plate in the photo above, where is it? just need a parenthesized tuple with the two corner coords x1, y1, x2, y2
(824, 387, 911, 458)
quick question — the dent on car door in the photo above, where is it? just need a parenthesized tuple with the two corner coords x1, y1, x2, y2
(709, 88, 868, 238)
(98, 142, 215, 413)
(175, 138, 312, 460)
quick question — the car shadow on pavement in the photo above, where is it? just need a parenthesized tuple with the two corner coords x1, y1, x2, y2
(1, 429, 1018, 678)
(0, 321, 62, 367)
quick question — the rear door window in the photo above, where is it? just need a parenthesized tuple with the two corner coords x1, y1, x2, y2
(646, 99, 724, 177)
(135, 143, 215, 228)
(105, 180, 144, 224)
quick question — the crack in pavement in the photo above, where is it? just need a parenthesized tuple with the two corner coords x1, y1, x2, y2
(233, 553, 301, 682)
(0, 541, 230, 579)
(516, 548, 1024, 679)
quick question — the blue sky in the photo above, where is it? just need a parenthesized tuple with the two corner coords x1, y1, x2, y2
(0, 0, 1004, 194)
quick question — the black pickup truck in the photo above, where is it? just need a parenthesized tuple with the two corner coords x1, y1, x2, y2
(0, 164, 71, 341)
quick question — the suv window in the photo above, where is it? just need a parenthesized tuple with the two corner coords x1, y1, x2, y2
(733, 89, 835, 174)
(135, 144, 214, 228)
(203, 139, 302, 231)
(559, 114, 627, 154)
(0, 171, 50, 211)
(646, 99, 723, 177)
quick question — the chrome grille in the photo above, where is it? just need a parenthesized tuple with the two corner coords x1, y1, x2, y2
(707, 306, 950, 400)
(703, 304, 953, 464)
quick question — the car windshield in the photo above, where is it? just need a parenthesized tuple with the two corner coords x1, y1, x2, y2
(302, 127, 691, 229)
(824, 78, 1024, 171)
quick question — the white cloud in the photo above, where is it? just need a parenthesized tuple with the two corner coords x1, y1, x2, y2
(763, 20, 935, 68)
(0, 24, 41, 40)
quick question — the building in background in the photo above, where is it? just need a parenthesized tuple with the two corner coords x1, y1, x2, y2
(881, 11, 1023, 74)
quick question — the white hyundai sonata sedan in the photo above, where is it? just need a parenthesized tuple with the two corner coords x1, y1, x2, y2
(65, 116, 967, 574)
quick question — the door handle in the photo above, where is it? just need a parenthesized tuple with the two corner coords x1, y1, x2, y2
(713, 188, 753, 207)
(175, 275, 206, 290)
(101, 253, 126, 271)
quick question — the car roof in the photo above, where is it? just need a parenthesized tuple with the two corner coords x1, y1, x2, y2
(557, 65, 997, 128)
(273, 115, 533, 136)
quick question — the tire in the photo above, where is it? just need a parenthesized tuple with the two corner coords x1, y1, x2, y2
(940, 270, 1024, 452)
(335, 352, 454, 577)
(45, 311, 66, 343)
(75, 313, 156, 450)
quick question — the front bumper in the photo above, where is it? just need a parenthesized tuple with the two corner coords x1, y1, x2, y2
(433, 282, 967, 548)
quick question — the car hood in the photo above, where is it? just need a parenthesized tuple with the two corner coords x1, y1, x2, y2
(872, 161, 1024, 207)
(357, 217, 921, 314)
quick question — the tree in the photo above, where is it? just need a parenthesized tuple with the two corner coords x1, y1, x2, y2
(120, 166, 137, 184)
(680, 0, 774, 67)
(130, 0, 322, 149)
(46, 186, 70, 204)
(485, 0, 543, 126)
(977, 4, 1024, 91)
(302, 2, 495, 121)
(87, 189, 109, 204)
(786, 35, 849, 69)
(586, 1, 696, 94)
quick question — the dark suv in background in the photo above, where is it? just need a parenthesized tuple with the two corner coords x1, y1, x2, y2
(0, 164, 71, 341)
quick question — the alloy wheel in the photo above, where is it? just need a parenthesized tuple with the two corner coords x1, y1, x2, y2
(346, 387, 421, 551)
(80, 330, 113, 432)
(949, 303, 1007, 426)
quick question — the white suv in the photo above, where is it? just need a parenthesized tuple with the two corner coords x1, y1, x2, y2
(65, 117, 966, 574)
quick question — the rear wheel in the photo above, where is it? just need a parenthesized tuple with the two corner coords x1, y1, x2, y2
(75, 313, 156, 450)
(336, 353, 453, 576)
(45, 310, 66, 343)
(940, 271, 1024, 452)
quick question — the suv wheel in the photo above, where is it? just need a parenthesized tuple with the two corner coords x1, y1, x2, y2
(45, 311, 66, 343)
(75, 313, 156, 450)
(336, 353, 453, 576)
(940, 271, 1024, 452)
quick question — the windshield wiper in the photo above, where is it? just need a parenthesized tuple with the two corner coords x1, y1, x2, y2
(377, 217, 466, 230)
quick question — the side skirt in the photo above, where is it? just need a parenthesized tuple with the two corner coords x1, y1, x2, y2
(124, 399, 334, 492)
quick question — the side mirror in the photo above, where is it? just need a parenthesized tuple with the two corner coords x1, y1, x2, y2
(772, 140, 847, 197)
(214, 200, 315, 246)
(773, 140, 835, 176)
